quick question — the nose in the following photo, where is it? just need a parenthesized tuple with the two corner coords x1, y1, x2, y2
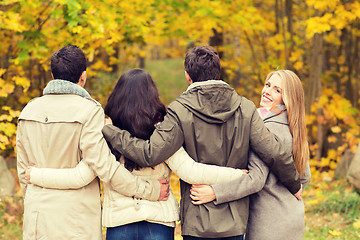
(263, 87, 270, 95)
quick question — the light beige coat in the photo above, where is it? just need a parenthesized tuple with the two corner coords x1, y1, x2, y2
(17, 92, 160, 240)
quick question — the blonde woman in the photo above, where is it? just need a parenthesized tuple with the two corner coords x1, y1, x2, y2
(190, 70, 311, 240)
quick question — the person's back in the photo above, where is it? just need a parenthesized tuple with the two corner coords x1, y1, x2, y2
(17, 45, 114, 239)
(169, 81, 257, 237)
(246, 110, 308, 240)
(18, 92, 104, 239)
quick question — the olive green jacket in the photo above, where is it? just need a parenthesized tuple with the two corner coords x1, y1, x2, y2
(102, 80, 300, 238)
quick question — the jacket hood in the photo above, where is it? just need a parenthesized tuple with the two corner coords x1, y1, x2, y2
(175, 80, 241, 124)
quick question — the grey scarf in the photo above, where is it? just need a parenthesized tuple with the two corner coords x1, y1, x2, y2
(43, 79, 91, 99)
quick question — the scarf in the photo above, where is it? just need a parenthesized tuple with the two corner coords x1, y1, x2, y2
(43, 79, 91, 99)
(258, 104, 286, 120)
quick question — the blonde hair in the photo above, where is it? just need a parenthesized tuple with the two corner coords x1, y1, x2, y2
(265, 70, 309, 176)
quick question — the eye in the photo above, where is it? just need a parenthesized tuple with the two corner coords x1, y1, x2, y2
(265, 82, 270, 87)
(275, 89, 281, 94)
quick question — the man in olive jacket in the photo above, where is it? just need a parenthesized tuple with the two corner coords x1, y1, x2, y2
(102, 46, 301, 239)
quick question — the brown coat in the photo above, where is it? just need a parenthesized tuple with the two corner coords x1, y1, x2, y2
(17, 81, 160, 240)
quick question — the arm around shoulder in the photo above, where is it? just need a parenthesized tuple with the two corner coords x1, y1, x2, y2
(102, 108, 185, 168)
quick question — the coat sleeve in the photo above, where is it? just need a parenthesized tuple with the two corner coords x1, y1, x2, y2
(78, 105, 160, 201)
(28, 161, 161, 201)
(29, 161, 96, 189)
(102, 107, 185, 168)
(16, 121, 29, 197)
(166, 147, 245, 184)
(301, 161, 311, 190)
(212, 151, 269, 204)
(248, 105, 300, 194)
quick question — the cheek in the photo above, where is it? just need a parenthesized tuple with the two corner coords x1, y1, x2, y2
(275, 95, 283, 104)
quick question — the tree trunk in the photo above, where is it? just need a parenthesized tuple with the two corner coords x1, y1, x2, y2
(307, 33, 324, 161)
(285, 0, 294, 53)
(353, 35, 359, 108)
(306, 33, 323, 113)
(233, 32, 241, 88)
(244, 30, 262, 84)
(139, 45, 146, 69)
(209, 28, 226, 80)
(279, 0, 289, 68)
(345, 27, 354, 104)
(275, 0, 280, 60)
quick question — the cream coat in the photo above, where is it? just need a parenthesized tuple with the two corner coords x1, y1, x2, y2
(29, 147, 246, 228)
(17, 93, 160, 240)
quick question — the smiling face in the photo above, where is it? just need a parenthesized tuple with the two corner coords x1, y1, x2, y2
(260, 74, 284, 108)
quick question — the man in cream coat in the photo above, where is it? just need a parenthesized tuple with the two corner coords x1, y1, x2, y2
(16, 45, 168, 240)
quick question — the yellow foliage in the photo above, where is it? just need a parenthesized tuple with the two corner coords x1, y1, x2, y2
(320, 158, 330, 168)
(330, 126, 341, 134)
(306, 0, 339, 11)
(327, 136, 337, 143)
(306, 14, 333, 39)
(329, 229, 342, 236)
(329, 161, 337, 170)
(306, 199, 320, 206)
(0, 135, 9, 150)
(354, 219, 360, 229)
(0, 68, 6, 77)
(323, 31, 341, 46)
(13, 76, 30, 92)
(327, 149, 337, 160)
(293, 61, 303, 71)
(0, 81, 15, 97)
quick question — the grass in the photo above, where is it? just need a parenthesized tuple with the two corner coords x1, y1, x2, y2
(145, 58, 188, 105)
(303, 180, 360, 239)
(0, 196, 23, 240)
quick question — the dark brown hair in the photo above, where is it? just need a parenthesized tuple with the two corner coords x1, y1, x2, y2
(104, 68, 166, 171)
(184, 45, 221, 82)
(51, 45, 86, 83)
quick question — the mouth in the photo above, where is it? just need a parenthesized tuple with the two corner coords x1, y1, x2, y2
(262, 95, 272, 102)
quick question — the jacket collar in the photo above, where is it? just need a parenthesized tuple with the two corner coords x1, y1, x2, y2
(258, 104, 288, 124)
(186, 80, 228, 92)
(43, 79, 91, 99)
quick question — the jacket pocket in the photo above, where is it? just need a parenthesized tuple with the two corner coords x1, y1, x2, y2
(23, 211, 47, 240)
(35, 211, 47, 240)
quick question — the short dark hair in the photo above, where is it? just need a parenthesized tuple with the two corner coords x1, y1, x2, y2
(104, 68, 166, 171)
(184, 45, 221, 82)
(51, 45, 86, 83)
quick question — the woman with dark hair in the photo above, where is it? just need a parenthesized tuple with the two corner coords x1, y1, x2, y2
(26, 68, 247, 240)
